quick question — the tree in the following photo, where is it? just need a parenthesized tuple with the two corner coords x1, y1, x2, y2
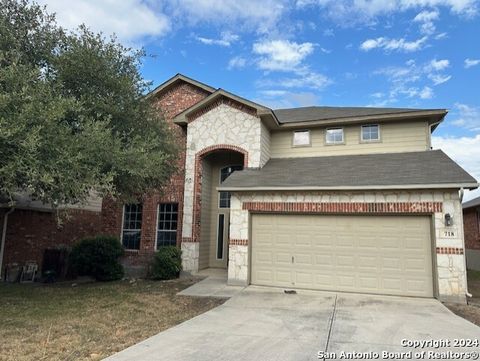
(0, 0, 177, 207)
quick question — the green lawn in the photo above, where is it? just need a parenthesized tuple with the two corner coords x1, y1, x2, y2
(0, 278, 224, 361)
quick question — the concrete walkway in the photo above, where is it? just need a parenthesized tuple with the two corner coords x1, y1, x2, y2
(178, 268, 245, 298)
(105, 287, 480, 361)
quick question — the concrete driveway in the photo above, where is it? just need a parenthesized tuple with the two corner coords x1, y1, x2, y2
(105, 287, 480, 361)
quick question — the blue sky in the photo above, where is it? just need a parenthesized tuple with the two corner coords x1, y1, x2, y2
(38, 0, 480, 199)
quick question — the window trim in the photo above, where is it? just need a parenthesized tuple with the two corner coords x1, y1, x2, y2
(155, 202, 179, 250)
(216, 214, 225, 260)
(218, 164, 243, 209)
(360, 124, 381, 143)
(120, 203, 142, 251)
(325, 127, 345, 145)
(292, 129, 311, 148)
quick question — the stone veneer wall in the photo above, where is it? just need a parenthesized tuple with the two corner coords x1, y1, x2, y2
(181, 102, 266, 271)
(227, 190, 467, 303)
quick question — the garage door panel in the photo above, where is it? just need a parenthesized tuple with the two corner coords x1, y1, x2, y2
(293, 253, 313, 266)
(275, 252, 292, 265)
(251, 214, 433, 297)
(275, 270, 293, 285)
(254, 250, 273, 264)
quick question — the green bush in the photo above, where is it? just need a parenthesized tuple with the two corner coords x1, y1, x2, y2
(151, 246, 182, 280)
(69, 236, 124, 281)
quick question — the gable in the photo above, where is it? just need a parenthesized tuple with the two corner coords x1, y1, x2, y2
(152, 81, 212, 119)
(187, 96, 258, 123)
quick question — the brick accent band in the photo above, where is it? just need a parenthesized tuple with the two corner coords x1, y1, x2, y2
(229, 239, 249, 246)
(436, 247, 464, 255)
(187, 96, 257, 122)
(182, 237, 195, 243)
(242, 202, 443, 214)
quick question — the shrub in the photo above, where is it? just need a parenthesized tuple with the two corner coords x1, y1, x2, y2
(151, 246, 182, 280)
(69, 236, 124, 281)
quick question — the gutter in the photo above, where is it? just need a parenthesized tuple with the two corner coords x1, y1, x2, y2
(217, 183, 480, 192)
(0, 207, 14, 281)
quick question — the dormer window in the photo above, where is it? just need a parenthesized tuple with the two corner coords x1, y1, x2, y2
(326, 128, 344, 145)
(361, 124, 380, 142)
(292, 130, 311, 147)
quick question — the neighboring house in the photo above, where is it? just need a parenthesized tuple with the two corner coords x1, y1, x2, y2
(0, 194, 102, 277)
(2, 73, 477, 304)
(463, 196, 480, 271)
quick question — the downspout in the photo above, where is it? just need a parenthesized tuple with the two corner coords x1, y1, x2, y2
(459, 188, 473, 299)
(0, 207, 14, 281)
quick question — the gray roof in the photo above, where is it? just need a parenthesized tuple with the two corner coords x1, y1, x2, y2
(219, 150, 477, 190)
(273, 106, 444, 124)
(463, 196, 480, 209)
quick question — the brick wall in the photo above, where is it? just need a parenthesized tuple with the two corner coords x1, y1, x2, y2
(2, 209, 101, 274)
(464, 207, 480, 250)
(100, 81, 210, 269)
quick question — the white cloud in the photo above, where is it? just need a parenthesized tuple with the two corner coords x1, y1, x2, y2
(195, 31, 239, 46)
(372, 57, 453, 103)
(360, 36, 428, 52)
(323, 28, 335, 36)
(419, 86, 434, 98)
(451, 103, 480, 131)
(432, 134, 480, 201)
(255, 90, 320, 108)
(38, 0, 170, 42)
(413, 9, 440, 22)
(276, 71, 331, 89)
(427, 58, 450, 71)
(465, 58, 480, 68)
(253, 39, 315, 72)
(413, 9, 440, 34)
(435, 32, 448, 39)
(165, 0, 288, 33)
(227, 56, 247, 69)
(297, 0, 478, 26)
(428, 73, 452, 84)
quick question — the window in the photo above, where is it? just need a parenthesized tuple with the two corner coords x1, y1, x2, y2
(219, 165, 243, 208)
(217, 214, 225, 259)
(122, 204, 142, 250)
(326, 128, 344, 144)
(157, 203, 178, 248)
(361, 124, 380, 142)
(293, 130, 311, 146)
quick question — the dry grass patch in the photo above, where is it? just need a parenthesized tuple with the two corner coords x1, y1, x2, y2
(0, 278, 225, 361)
(445, 269, 480, 326)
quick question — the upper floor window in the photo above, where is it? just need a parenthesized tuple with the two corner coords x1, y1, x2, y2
(361, 124, 380, 142)
(292, 130, 311, 147)
(219, 165, 243, 208)
(157, 203, 178, 248)
(122, 204, 142, 250)
(326, 128, 344, 145)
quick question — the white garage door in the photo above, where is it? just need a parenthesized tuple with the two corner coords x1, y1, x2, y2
(251, 214, 434, 297)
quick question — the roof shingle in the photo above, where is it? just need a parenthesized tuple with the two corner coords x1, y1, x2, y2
(463, 196, 480, 209)
(219, 150, 477, 190)
(273, 106, 445, 124)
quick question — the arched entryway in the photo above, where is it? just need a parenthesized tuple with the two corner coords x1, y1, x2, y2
(193, 145, 247, 270)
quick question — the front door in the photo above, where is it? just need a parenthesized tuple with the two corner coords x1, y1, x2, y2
(209, 164, 243, 268)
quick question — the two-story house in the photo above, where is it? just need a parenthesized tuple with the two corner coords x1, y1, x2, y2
(2, 74, 475, 303)
(100, 74, 477, 304)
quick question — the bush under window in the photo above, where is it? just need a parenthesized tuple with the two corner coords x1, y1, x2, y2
(150, 246, 182, 280)
(69, 236, 124, 281)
